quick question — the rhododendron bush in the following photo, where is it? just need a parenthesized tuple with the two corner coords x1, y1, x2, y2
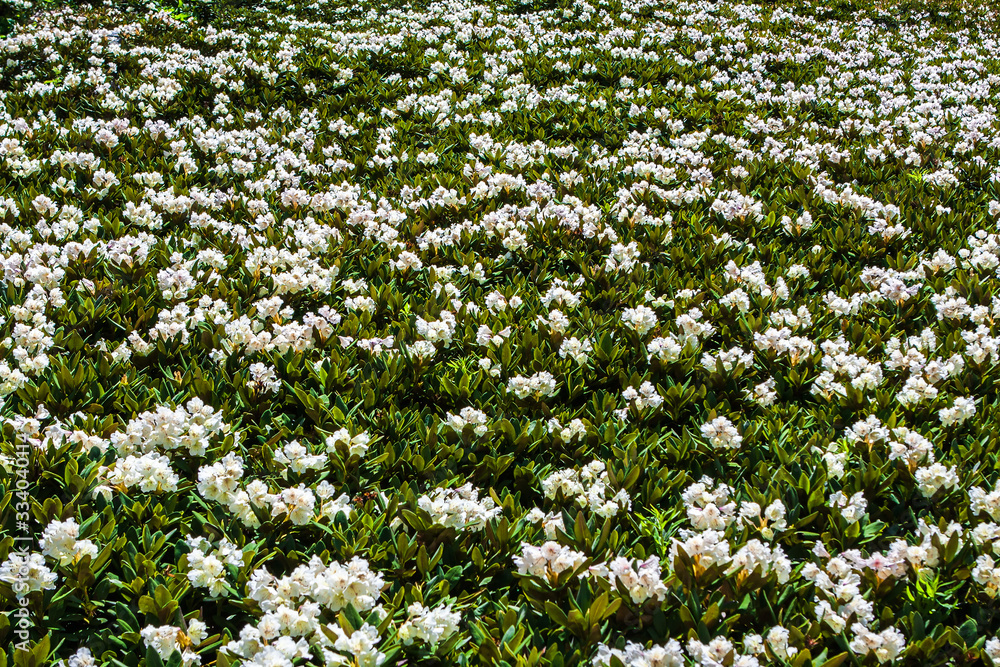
(3, 0, 1000, 664)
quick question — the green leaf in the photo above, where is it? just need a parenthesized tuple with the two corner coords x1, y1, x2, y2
(545, 601, 570, 628)
(116, 602, 140, 632)
(145, 647, 165, 667)
(819, 653, 850, 667)
(342, 603, 365, 631)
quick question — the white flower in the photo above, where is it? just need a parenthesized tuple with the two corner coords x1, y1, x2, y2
(245, 555, 384, 614)
(848, 624, 905, 663)
(141, 625, 202, 667)
(55, 648, 96, 667)
(669, 529, 731, 571)
(514, 542, 587, 579)
(623, 381, 663, 411)
(39, 518, 98, 566)
(0, 552, 58, 596)
(107, 452, 180, 493)
(269, 485, 317, 525)
(415, 310, 457, 346)
(445, 407, 489, 437)
(828, 491, 867, 524)
(592, 640, 683, 667)
(109, 398, 232, 457)
(508, 371, 559, 400)
(326, 623, 386, 667)
(588, 556, 668, 605)
(325, 428, 372, 457)
(914, 463, 959, 498)
(727, 540, 791, 583)
(417, 484, 500, 531)
(197, 452, 244, 503)
(986, 638, 1000, 666)
(701, 346, 753, 373)
(542, 461, 631, 517)
(700, 416, 742, 450)
(621, 305, 658, 336)
(766, 626, 791, 659)
(248, 363, 281, 393)
(684, 477, 737, 531)
(273, 440, 327, 475)
(397, 603, 461, 646)
(747, 378, 777, 407)
(559, 337, 593, 364)
(648, 335, 682, 362)
(939, 396, 975, 426)
(186, 539, 242, 597)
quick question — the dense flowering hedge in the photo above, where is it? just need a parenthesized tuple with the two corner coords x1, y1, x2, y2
(2, 0, 1000, 665)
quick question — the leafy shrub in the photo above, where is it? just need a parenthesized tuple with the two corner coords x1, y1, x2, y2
(2, 0, 1000, 666)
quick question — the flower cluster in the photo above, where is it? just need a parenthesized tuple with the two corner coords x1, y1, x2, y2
(6, 0, 1000, 664)
(416, 484, 501, 532)
(588, 556, 668, 606)
(110, 398, 233, 457)
(141, 623, 207, 667)
(397, 603, 461, 647)
(542, 461, 632, 518)
(514, 542, 588, 580)
(39, 518, 98, 566)
(184, 536, 244, 597)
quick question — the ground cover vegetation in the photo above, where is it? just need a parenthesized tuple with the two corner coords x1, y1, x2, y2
(2, 0, 1000, 664)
